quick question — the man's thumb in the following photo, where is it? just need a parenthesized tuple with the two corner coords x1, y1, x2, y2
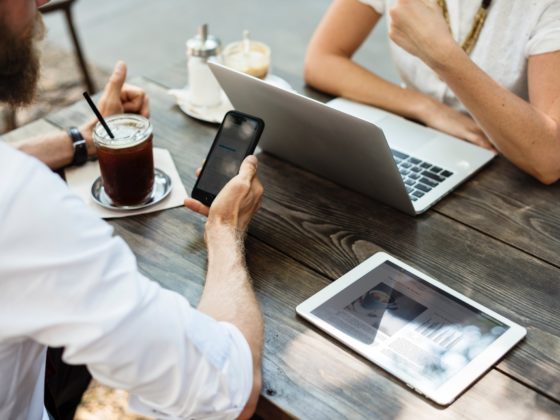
(106, 61, 127, 94)
(238, 155, 258, 181)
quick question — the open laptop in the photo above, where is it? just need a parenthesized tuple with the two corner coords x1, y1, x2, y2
(209, 62, 496, 215)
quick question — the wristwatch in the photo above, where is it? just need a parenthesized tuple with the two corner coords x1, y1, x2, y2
(68, 127, 88, 166)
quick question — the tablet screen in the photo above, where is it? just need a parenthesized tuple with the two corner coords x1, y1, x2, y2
(311, 261, 509, 389)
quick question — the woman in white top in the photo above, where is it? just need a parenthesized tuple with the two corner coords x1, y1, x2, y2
(305, 0, 560, 184)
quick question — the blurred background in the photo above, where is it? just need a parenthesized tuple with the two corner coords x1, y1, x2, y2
(42, 0, 398, 83)
(6, 0, 398, 418)
(1, 0, 399, 134)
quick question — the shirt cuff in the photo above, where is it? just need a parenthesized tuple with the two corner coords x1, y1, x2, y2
(220, 322, 254, 417)
(357, 0, 385, 14)
(526, 28, 560, 57)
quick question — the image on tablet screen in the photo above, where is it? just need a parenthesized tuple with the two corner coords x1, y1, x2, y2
(311, 261, 508, 388)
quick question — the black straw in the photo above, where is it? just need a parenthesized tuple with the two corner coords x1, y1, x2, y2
(82, 92, 114, 139)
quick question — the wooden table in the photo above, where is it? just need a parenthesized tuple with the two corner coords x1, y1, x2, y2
(3, 62, 560, 419)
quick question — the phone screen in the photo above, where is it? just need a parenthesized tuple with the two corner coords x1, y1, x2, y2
(193, 111, 264, 205)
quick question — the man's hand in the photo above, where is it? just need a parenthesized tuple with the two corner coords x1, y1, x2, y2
(388, 0, 458, 67)
(97, 61, 150, 118)
(420, 99, 495, 150)
(80, 61, 150, 156)
(185, 155, 264, 235)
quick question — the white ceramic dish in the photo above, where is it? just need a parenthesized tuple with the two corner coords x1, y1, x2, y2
(170, 74, 294, 124)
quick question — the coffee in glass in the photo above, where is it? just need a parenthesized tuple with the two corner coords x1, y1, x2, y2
(93, 114, 154, 206)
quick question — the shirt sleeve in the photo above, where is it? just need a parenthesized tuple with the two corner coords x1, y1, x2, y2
(526, 1, 560, 56)
(0, 148, 253, 419)
(357, 0, 385, 15)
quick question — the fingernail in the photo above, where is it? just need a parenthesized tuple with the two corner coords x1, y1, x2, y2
(246, 155, 257, 164)
(115, 61, 125, 72)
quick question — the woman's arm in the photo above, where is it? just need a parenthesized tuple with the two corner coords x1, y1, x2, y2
(305, 0, 427, 120)
(305, 0, 493, 149)
(389, 0, 560, 184)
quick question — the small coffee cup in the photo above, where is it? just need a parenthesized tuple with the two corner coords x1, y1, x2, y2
(223, 40, 271, 80)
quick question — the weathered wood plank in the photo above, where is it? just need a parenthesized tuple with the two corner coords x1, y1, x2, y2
(434, 157, 560, 267)
(0, 119, 60, 144)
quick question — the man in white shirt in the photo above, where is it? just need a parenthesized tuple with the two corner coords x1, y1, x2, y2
(0, 1, 264, 419)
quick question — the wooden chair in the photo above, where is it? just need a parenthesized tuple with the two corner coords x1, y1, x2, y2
(2, 0, 96, 131)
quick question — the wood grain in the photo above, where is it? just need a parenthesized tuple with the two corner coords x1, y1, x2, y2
(434, 157, 560, 267)
(0, 119, 60, 144)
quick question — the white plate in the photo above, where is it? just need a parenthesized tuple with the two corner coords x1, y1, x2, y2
(169, 74, 294, 124)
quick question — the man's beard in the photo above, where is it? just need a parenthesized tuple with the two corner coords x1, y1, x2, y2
(0, 13, 46, 107)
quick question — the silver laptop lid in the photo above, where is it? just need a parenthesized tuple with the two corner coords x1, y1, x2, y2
(209, 62, 415, 215)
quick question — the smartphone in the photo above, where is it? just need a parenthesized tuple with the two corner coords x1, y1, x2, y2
(192, 110, 265, 206)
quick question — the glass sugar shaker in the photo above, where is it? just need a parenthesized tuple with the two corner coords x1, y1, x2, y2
(186, 24, 222, 107)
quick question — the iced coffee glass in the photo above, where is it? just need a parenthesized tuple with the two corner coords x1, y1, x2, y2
(223, 40, 271, 79)
(93, 114, 154, 206)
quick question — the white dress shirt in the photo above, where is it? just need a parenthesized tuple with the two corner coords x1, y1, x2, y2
(0, 142, 253, 420)
(358, 0, 560, 113)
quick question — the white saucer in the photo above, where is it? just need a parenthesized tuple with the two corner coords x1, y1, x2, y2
(169, 74, 294, 124)
(264, 74, 294, 92)
(170, 89, 233, 124)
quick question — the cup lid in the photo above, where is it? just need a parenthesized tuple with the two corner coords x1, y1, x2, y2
(93, 114, 152, 149)
(187, 24, 221, 58)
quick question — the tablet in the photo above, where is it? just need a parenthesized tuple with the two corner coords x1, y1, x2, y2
(296, 252, 526, 405)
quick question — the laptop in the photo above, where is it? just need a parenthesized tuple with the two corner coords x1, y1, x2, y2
(209, 62, 496, 215)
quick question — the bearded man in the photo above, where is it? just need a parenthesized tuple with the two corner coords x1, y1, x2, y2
(1, 1, 149, 168)
(0, 1, 265, 420)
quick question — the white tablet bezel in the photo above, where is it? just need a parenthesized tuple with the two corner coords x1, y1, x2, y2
(296, 252, 527, 406)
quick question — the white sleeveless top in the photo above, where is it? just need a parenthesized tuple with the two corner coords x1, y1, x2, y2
(358, 0, 560, 113)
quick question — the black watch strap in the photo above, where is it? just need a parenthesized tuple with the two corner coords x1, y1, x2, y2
(68, 127, 88, 166)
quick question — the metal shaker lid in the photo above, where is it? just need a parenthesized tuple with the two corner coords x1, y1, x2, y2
(186, 24, 221, 58)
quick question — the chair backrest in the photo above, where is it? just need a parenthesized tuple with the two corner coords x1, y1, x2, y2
(40, 0, 77, 14)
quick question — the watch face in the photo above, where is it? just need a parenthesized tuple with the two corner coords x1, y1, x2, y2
(69, 127, 88, 166)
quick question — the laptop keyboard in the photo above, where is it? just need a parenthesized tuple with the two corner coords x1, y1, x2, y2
(391, 150, 454, 202)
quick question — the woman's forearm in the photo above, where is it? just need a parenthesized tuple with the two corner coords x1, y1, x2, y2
(429, 45, 560, 184)
(304, 0, 439, 124)
(304, 52, 434, 122)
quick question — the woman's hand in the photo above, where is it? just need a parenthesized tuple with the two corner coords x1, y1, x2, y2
(388, 1, 495, 150)
(419, 98, 495, 150)
(388, 0, 458, 67)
